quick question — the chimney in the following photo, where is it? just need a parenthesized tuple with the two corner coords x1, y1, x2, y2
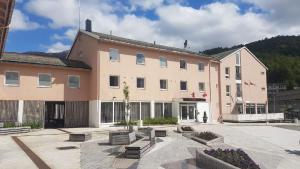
(184, 40, 187, 49)
(85, 19, 92, 32)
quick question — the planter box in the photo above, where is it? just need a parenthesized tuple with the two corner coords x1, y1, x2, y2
(155, 130, 167, 137)
(69, 132, 92, 142)
(0, 126, 31, 135)
(177, 125, 195, 133)
(109, 131, 136, 145)
(196, 149, 239, 169)
(190, 132, 224, 146)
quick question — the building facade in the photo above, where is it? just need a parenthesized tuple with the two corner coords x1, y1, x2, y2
(0, 25, 284, 128)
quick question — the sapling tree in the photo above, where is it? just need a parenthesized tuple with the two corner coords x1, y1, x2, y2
(123, 81, 131, 130)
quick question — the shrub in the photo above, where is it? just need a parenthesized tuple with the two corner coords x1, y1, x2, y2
(204, 148, 260, 169)
(3, 122, 15, 128)
(143, 117, 178, 125)
(193, 131, 217, 141)
(114, 120, 137, 126)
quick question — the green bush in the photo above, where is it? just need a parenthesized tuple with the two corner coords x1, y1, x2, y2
(3, 122, 15, 128)
(193, 131, 218, 141)
(143, 117, 178, 125)
(114, 120, 137, 126)
(22, 121, 42, 129)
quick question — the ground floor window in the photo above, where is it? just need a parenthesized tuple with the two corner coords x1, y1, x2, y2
(257, 104, 266, 114)
(101, 102, 113, 123)
(164, 103, 172, 118)
(236, 103, 243, 114)
(141, 102, 151, 120)
(130, 102, 140, 121)
(114, 102, 125, 122)
(246, 103, 255, 114)
(155, 103, 163, 117)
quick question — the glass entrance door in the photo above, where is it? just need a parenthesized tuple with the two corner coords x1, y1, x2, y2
(180, 104, 195, 121)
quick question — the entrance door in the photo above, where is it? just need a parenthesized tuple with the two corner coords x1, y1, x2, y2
(44, 102, 65, 128)
(180, 104, 196, 121)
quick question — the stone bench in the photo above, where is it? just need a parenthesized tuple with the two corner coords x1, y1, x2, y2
(69, 132, 92, 142)
(109, 131, 136, 145)
(125, 138, 151, 159)
(155, 130, 167, 137)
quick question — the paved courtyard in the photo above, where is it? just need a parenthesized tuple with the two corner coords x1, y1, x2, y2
(0, 123, 299, 169)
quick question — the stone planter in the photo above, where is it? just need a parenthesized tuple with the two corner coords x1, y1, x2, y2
(196, 149, 239, 169)
(177, 125, 195, 133)
(69, 132, 92, 142)
(0, 126, 31, 135)
(190, 132, 224, 146)
(109, 131, 136, 145)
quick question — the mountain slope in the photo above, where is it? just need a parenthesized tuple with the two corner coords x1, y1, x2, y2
(202, 36, 300, 89)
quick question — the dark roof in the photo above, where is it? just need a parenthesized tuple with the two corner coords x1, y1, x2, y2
(0, 53, 91, 69)
(79, 30, 214, 60)
(211, 47, 242, 60)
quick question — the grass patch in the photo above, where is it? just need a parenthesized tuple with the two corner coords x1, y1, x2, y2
(2, 121, 42, 129)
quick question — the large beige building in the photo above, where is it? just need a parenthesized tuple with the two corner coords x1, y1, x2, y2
(0, 23, 284, 128)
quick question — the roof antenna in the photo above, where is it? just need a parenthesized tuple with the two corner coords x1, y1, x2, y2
(78, 0, 81, 30)
(184, 40, 187, 49)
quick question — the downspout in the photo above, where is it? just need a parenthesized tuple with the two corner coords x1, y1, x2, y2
(208, 61, 212, 123)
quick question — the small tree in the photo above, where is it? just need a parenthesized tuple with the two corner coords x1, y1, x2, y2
(123, 81, 131, 130)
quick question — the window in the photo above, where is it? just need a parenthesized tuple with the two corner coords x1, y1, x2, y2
(237, 103, 243, 114)
(5, 71, 19, 86)
(180, 60, 187, 69)
(199, 82, 205, 92)
(109, 48, 120, 61)
(114, 102, 125, 122)
(246, 103, 255, 114)
(164, 103, 172, 118)
(236, 52, 240, 65)
(236, 66, 241, 80)
(68, 75, 80, 88)
(257, 104, 266, 114)
(236, 83, 242, 97)
(180, 81, 187, 91)
(141, 102, 151, 120)
(226, 85, 230, 96)
(262, 87, 265, 91)
(160, 57, 167, 68)
(225, 67, 230, 78)
(101, 102, 113, 123)
(160, 79, 168, 90)
(130, 102, 141, 121)
(155, 103, 163, 118)
(38, 73, 51, 87)
(136, 53, 145, 65)
(198, 63, 204, 71)
(226, 103, 231, 106)
(136, 77, 145, 89)
(109, 75, 119, 87)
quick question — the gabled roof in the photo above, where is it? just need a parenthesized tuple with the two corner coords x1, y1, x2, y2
(0, 52, 91, 69)
(211, 47, 243, 60)
(68, 30, 215, 61)
(211, 46, 268, 70)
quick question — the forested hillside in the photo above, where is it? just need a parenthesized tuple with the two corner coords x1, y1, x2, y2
(202, 36, 300, 89)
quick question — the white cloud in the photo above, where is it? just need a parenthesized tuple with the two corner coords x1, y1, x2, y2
(10, 9, 41, 31)
(23, 0, 300, 51)
(46, 42, 70, 53)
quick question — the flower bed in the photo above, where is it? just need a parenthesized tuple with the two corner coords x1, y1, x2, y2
(193, 131, 217, 141)
(200, 148, 260, 169)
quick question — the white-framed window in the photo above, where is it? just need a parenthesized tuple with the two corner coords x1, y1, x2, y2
(38, 73, 51, 87)
(225, 67, 230, 78)
(160, 56, 167, 68)
(246, 103, 255, 114)
(136, 53, 145, 65)
(180, 81, 187, 91)
(199, 82, 205, 92)
(236, 83, 242, 97)
(136, 77, 145, 89)
(109, 75, 119, 88)
(68, 75, 80, 88)
(180, 59, 187, 69)
(5, 71, 19, 86)
(257, 104, 266, 114)
(236, 51, 241, 65)
(198, 63, 204, 71)
(226, 85, 230, 96)
(109, 48, 120, 61)
(160, 79, 168, 90)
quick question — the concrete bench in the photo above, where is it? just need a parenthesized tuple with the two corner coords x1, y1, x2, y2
(125, 138, 151, 159)
(109, 131, 136, 145)
(155, 130, 167, 137)
(69, 132, 92, 142)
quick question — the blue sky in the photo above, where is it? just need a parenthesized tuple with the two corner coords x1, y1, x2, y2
(6, 0, 300, 53)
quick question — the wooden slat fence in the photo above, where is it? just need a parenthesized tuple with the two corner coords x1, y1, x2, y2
(64, 101, 89, 128)
(0, 100, 18, 123)
(23, 101, 45, 126)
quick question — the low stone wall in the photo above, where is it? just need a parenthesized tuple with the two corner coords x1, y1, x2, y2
(196, 149, 239, 169)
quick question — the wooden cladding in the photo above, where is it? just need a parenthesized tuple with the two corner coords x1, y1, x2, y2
(23, 100, 45, 126)
(64, 101, 89, 128)
(0, 100, 18, 122)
